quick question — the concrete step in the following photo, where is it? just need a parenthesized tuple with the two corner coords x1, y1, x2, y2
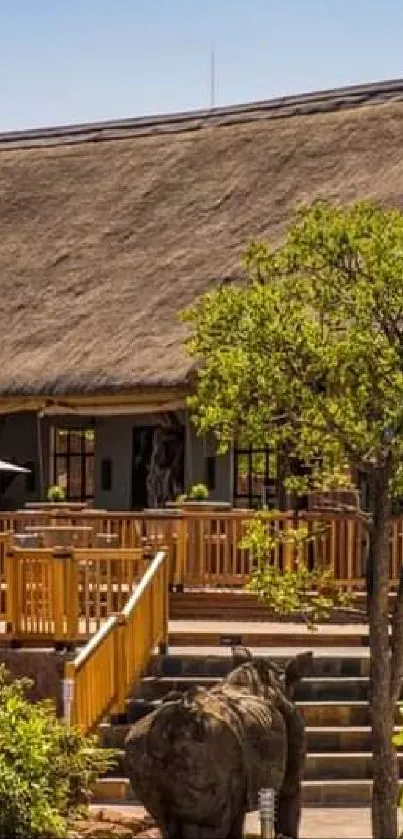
(151, 651, 371, 678)
(92, 777, 131, 804)
(135, 673, 372, 702)
(297, 677, 369, 702)
(305, 752, 403, 781)
(298, 701, 369, 727)
(125, 694, 379, 729)
(169, 590, 374, 622)
(99, 720, 389, 755)
(307, 726, 373, 752)
(169, 627, 368, 648)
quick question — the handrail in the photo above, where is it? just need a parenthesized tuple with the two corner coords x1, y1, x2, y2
(65, 550, 168, 733)
(73, 615, 117, 670)
(121, 550, 166, 616)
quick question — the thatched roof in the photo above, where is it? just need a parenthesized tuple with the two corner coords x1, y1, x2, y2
(2, 78, 403, 399)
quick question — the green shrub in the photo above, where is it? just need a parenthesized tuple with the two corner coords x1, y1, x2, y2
(187, 483, 209, 501)
(46, 485, 66, 503)
(0, 665, 116, 839)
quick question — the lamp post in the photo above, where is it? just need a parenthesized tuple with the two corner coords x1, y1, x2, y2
(258, 788, 276, 839)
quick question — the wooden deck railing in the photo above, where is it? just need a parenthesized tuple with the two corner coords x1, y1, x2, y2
(0, 509, 403, 640)
(64, 550, 168, 733)
(0, 533, 11, 622)
(3, 546, 145, 642)
(0, 510, 182, 586)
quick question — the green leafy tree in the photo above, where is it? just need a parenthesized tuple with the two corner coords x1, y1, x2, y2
(183, 200, 403, 839)
(0, 665, 116, 838)
(242, 512, 349, 629)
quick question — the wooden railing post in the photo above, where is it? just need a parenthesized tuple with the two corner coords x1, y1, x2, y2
(52, 549, 70, 643)
(5, 546, 19, 637)
(113, 613, 127, 715)
(66, 550, 79, 642)
(159, 554, 169, 655)
(174, 515, 187, 591)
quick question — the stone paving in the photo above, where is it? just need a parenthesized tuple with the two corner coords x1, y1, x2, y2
(97, 804, 400, 838)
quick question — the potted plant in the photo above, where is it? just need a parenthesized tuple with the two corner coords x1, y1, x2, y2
(182, 483, 231, 510)
(187, 483, 209, 502)
(46, 485, 66, 503)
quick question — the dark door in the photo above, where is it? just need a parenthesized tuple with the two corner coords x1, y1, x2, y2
(131, 427, 155, 509)
(131, 423, 185, 510)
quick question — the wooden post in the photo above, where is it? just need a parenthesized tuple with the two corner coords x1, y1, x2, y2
(159, 553, 169, 655)
(52, 549, 70, 643)
(66, 550, 79, 642)
(175, 515, 186, 590)
(5, 546, 18, 637)
(112, 613, 127, 715)
(282, 514, 294, 573)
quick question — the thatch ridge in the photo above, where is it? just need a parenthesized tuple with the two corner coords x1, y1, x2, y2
(2, 78, 403, 397)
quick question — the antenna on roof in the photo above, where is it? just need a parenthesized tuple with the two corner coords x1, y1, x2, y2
(210, 48, 216, 108)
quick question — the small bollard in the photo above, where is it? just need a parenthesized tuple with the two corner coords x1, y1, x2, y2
(258, 788, 276, 839)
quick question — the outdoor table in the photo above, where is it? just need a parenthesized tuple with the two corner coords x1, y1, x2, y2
(24, 525, 93, 548)
(12, 532, 40, 548)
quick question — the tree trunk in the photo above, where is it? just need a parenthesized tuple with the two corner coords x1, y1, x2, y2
(367, 464, 398, 839)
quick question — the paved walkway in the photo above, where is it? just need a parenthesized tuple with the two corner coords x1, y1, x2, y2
(97, 805, 398, 838)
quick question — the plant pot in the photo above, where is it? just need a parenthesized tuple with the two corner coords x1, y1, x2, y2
(181, 501, 232, 511)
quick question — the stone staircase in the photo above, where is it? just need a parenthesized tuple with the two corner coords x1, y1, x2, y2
(95, 630, 403, 808)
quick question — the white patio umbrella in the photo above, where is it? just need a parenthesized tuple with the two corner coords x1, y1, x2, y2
(0, 459, 30, 474)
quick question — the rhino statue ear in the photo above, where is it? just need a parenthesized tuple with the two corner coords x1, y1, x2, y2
(231, 646, 252, 667)
(285, 651, 313, 690)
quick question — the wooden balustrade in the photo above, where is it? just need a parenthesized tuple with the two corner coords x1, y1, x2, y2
(0, 533, 11, 622)
(75, 548, 145, 636)
(65, 550, 168, 733)
(2, 507, 403, 644)
(0, 509, 181, 587)
(3, 546, 145, 642)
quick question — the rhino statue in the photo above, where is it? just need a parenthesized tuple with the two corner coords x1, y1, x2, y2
(125, 647, 313, 839)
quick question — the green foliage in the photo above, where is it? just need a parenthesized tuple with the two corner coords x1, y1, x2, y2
(0, 665, 116, 839)
(242, 513, 349, 627)
(46, 485, 66, 503)
(182, 200, 403, 494)
(187, 483, 209, 501)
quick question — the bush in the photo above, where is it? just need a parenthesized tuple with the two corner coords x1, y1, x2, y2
(46, 485, 66, 503)
(0, 666, 116, 839)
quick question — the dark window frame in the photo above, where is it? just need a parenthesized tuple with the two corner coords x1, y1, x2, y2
(233, 445, 278, 509)
(52, 428, 94, 501)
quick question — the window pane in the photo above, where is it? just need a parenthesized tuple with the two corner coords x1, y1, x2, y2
(236, 453, 249, 496)
(84, 429, 95, 454)
(54, 429, 68, 454)
(69, 430, 83, 454)
(54, 456, 68, 492)
(251, 452, 265, 498)
(68, 456, 82, 499)
(85, 456, 95, 498)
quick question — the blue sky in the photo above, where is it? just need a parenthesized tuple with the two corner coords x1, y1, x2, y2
(1, 0, 403, 131)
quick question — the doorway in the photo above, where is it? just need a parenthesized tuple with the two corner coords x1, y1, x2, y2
(131, 423, 185, 509)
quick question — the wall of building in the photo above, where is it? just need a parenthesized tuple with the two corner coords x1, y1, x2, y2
(185, 419, 233, 502)
(0, 410, 234, 510)
(0, 412, 40, 508)
(94, 415, 134, 509)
